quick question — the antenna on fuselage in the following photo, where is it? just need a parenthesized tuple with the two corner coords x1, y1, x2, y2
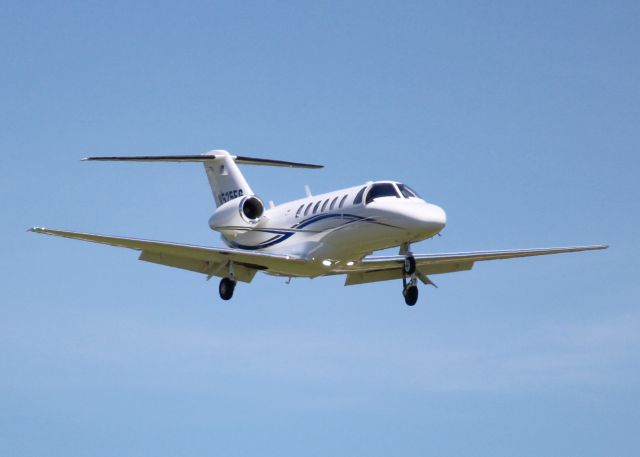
(304, 185, 312, 197)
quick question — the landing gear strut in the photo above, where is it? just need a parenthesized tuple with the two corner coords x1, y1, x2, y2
(219, 277, 236, 300)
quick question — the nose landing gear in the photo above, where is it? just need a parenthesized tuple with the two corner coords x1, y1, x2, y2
(403, 255, 416, 275)
(402, 254, 419, 306)
(403, 282, 418, 306)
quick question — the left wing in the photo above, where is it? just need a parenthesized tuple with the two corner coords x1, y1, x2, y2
(29, 227, 305, 282)
(341, 245, 608, 285)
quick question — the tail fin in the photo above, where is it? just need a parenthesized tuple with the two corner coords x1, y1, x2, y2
(82, 150, 322, 207)
(202, 150, 253, 206)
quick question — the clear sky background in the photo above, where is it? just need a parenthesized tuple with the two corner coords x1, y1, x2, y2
(1, 1, 639, 456)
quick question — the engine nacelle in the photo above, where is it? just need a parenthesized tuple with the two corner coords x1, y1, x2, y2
(208, 195, 265, 239)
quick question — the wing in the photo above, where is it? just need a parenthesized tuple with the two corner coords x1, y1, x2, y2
(29, 227, 305, 282)
(341, 245, 608, 285)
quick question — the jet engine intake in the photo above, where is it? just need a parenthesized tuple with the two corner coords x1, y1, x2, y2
(241, 196, 264, 222)
(208, 195, 265, 238)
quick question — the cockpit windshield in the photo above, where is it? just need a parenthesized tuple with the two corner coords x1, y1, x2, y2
(365, 183, 400, 204)
(397, 183, 421, 199)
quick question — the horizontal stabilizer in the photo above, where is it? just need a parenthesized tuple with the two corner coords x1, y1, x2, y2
(82, 153, 323, 169)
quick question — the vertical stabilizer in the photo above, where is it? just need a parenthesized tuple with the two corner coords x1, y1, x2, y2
(202, 150, 254, 207)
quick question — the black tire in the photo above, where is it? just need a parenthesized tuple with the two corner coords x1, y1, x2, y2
(403, 256, 416, 275)
(403, 285, 418, 306)
(219, 277, 236, 300)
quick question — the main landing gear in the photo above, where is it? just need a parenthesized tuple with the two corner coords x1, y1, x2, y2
(402, 250, 419, 306)
(218, 261, 237, 300)
(219, 277, 236, 300)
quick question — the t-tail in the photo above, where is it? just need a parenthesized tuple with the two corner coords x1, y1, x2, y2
(82, 150, 323, 207)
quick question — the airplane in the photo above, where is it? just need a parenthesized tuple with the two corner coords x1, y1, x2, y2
(30, 150, 607, 306)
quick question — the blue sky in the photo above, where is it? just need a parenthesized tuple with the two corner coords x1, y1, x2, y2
(1, 1, 639, 455)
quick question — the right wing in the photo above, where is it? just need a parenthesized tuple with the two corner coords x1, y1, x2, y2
(342, 245, 608, 285)
(29, 227, 306, 282)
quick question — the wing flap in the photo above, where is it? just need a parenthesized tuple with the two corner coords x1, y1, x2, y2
(138, 251, 211, 274)
(344, 261, 473, 285)
(138, 251, 258, 282)
(345, 269, 401, 286)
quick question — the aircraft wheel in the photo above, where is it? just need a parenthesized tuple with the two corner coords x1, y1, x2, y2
(403, 284, 418, 306)
(219, 277, 236, 300)
(404, 256, 416, 275)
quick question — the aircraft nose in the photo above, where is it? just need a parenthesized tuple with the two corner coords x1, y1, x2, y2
(405, 202, 446, 234)
(430, 204, 447, 229)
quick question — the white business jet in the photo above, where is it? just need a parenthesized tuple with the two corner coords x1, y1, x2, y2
(30, 150, 607, 305)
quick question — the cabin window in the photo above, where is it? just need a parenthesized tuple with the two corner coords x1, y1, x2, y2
(365, 183, 400, 204)
(353, 186, 366, 205)
(321, 199, 330, 212)
(304, 202, 313, 216)
(329, 196, 339, 210)
(295, 204, 304, 218)
(313, 200, 322, 214)
(397, 183, 420, 199)
(339, 194, 348, 208)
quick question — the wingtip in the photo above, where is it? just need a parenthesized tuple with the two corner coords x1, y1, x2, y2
(586, 244, 609, 251)
(28, 226, 43, 233)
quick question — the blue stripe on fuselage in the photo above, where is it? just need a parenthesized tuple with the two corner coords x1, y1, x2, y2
(224, 213, 381, 250)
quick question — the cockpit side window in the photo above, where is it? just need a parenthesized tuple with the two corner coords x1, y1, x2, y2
(353, 186, 366, 205)
(397, 183, 420, 199)
(365, 183, 400, 204)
